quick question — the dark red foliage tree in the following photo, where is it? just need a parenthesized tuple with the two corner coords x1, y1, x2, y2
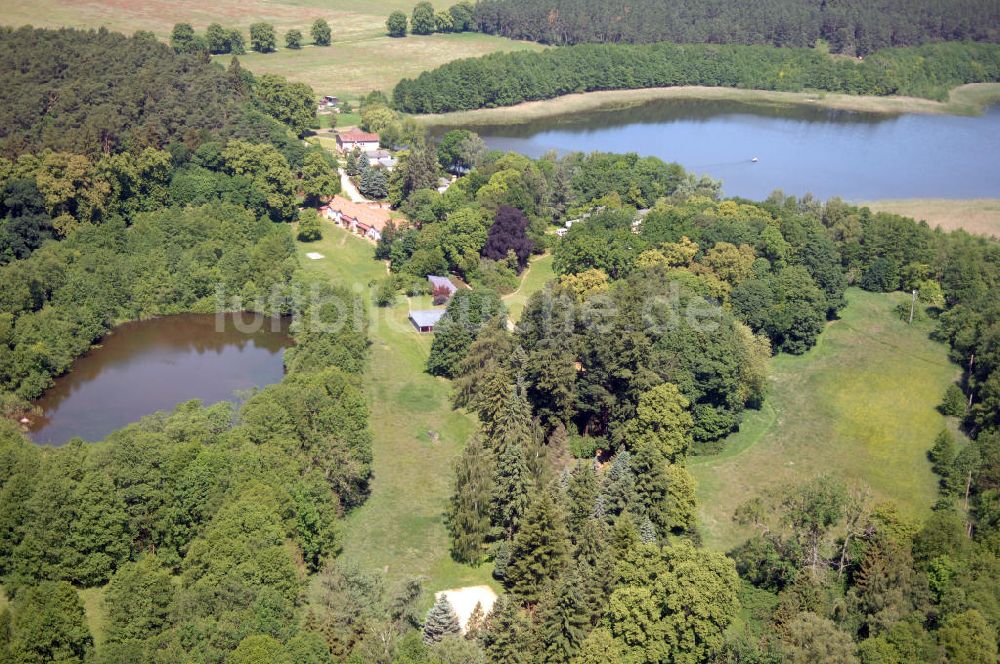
(484, 205, 533, 272)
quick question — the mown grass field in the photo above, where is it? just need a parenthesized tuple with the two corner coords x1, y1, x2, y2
(222, 33, 544, 98)
(297, 223, 494, 594)
(691, 289, 957, 552)
(864, 199, 1000, 238)
(503, 253, 555, 323)
(3, 0, 543, 99)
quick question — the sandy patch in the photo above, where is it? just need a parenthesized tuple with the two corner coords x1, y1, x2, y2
(434, 585, 498, 633)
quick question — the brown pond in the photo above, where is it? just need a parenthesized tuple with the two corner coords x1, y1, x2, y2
(27, 313, 292, 445)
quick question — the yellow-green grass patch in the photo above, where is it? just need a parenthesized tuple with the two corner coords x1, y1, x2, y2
(219, 32, 544, 98)
(691, 289, 957, 552)
(862, 199, 1000, 238)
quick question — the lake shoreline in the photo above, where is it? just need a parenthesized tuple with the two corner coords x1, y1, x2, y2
(414, 82, 1000, 127)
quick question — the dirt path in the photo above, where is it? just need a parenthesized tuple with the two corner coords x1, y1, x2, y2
(339, 168, 368, 203)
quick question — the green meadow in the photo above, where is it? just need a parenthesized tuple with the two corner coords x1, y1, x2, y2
(691, 288, 957, 551)
(297, 223, 493, 593)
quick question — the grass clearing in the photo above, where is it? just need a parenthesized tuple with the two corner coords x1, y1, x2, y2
(504, 253, 555, 323)
(297, 222, 495, 595)
(862, 199, 1000, 238)
(691, 289, 957, 552)
(417, 83, 1000, 127)
(219, 33, 543, 98)
(78, 587, 107, 646)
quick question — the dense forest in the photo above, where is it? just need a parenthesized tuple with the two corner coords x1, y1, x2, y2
(0, 29, 368, 663)
(393, 41, 1000, 113)
(472, 0, 1000, 55)
(0, 26, 318, 157)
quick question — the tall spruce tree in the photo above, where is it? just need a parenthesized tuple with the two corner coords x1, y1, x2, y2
(423, 595, 462, 644)
(453, 318, 513, 410)
(566, 464, 599, 533)
(599, 450, 636, 523)
(537, 568, 590, 663)
(491, 439, 533, 539)
(482, 595, 532, 664)
(446, 435, 494, 564)
(505, 490, 569, 604)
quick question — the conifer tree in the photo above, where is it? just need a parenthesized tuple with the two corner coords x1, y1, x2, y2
(491, 383, 534, 457)
(665, 463, 698, 533)
(631, 440, 672, 538)
(566, 463, 600, 533)
(538, 568, 590, 663)
(505, 490, 569, 604)
(359, 167, 388, 199)
(453, 318, 513, 410)
(639, 516, 658, 545)
(546, 423, 573, 476)
(599, 450, 636, 522)
(465, 601, 486, 641)
(611, 512, 641, 559)
(482, 595, 532, 664)
(423, 595, 462, 644)
(470, 370, 515, 438)
(491, 439, 533, 539)
(446, 435, 494, 564)
(345, 147, 361, 176)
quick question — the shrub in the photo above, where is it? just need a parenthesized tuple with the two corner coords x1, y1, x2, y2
(940, 384, 967, 417)
(297, 210, 323, 242)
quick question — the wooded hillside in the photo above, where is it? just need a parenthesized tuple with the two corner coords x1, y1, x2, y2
(473, 0, 1000, 55)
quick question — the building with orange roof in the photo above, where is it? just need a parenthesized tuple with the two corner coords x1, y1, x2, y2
(319, 195, 391, 241)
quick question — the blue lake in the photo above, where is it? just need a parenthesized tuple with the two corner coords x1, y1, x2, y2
(462, 99, 1000, 200)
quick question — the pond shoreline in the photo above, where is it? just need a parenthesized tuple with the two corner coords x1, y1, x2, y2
(414, 82, 1000, 127)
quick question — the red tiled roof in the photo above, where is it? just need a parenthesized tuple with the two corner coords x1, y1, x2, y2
(324, 195, 391, 232)
(337, 129, 380, 143)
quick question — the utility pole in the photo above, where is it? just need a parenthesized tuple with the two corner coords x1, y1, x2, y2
(908, 289, 918, 324)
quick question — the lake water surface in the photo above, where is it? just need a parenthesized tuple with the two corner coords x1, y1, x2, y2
(462, 99, 1000, 200)
(27, 313, 292, 445)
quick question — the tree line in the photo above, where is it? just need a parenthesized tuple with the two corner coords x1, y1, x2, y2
(471, 0, 1000, 55)
(394, 41, 1000, 113)
(386, 1, 476, 38)
(170, 19, 333, 54)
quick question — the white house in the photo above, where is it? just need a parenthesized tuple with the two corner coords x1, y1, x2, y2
(336, 129, 381, 154)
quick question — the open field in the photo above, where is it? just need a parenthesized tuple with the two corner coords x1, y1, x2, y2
(297, 223, 493, 595)
(863, 199, 1000, 238)
(2, 0, 431, 37)
(222, 33, 543, 98)
(691, 289, 957, 552)
(416, 82, 1000, 127)
(2, 0, 543, 99)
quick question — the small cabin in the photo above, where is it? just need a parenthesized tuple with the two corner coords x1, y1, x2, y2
(409, 309, 446, 333)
